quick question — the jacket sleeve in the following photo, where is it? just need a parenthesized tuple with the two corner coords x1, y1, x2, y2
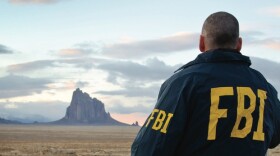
(131, 75, 194, 156)
(268, 83, 280, 148)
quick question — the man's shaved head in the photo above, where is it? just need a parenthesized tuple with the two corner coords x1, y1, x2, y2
(201, 12, 240, 49)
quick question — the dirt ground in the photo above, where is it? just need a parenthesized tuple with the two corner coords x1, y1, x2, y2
(0, 125, 139, 156)
(0, 125, 279, 156)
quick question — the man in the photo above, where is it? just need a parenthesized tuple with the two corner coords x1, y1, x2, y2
(131, 12, 280, 156)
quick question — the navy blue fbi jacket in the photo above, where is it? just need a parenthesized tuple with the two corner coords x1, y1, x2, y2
(131, 49, 280, 156)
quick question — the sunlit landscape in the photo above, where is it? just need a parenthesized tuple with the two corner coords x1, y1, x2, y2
(0, 125, 279, 156)
(0, 125, 140, 156)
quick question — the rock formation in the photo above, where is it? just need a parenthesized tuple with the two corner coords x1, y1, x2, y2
(53, 88, 127, 125)
(132, 121, 139, 126)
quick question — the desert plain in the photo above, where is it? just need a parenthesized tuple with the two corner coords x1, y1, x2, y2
(0, 125, 279, 156)
(0, 125, 139, 156)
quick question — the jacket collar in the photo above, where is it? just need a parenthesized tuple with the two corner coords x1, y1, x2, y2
(175, 48, 251, 73)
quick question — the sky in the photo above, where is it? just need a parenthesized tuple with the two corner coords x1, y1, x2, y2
(0, 0, 280, 125)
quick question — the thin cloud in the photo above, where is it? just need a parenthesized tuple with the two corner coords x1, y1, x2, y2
(56, 42, 102, 58)
(8, 0, 63, 4)
(96, 85, 159, 98)
(262, 39, 280, 51)
(242, 30, 280, 51)
(60, 58, 99, 70)
(241, 30, 265, 44)
(8, 60, 56, 73)
(48, 80, 90, 91)
(75, 81, 89, 88)
(7, 57, 107, 73)
(58, 48, 93, 58)
(249, 37, 280, 51)
(0, 74, 52, 98)
(97, 57, 181, 83)
(261, 6, 280, 17)
(107, 103, 153, 114)
(4, 103, 18, 109)
(103, 32, 199, 59)
(0, 44, 14, 54)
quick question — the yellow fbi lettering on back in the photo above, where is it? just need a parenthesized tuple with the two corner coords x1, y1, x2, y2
(208, 87, 267, 141)
(145, 109, 174, 134)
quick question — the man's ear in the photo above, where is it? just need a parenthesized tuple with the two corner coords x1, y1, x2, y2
(199, 35, 206, 52)
(236, 37, 242, 52)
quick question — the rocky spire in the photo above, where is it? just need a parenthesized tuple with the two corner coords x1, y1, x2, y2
(53, 88, 127, 125)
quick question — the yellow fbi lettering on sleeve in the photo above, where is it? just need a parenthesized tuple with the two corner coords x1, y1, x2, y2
(145, 109, 174, 134)
(208, 87, 267, 141)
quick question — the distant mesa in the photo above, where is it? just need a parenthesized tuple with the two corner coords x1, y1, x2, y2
(0, 117, 21, 124)
(52, 88, 128, 125)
